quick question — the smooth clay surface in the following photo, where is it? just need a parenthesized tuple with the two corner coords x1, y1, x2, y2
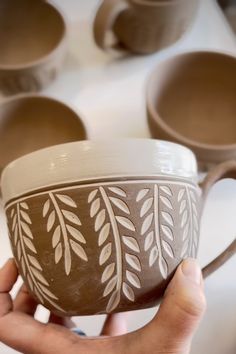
(0, 96, 87, 174)
(147, 51, 236, 166)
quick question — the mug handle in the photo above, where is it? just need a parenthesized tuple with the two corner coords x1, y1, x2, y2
(93, 0, 129, 50)
(198, 160, 236, 278)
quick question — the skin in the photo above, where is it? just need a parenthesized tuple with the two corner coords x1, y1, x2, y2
(0, 258, 206, 354)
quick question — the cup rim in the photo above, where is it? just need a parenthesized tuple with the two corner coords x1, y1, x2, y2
(0, 0, 67, 70)
(1, 139, 197, 203)
(146, 49, 236, 153)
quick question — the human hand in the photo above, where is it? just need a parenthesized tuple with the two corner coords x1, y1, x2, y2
(0, 258, 206, 354)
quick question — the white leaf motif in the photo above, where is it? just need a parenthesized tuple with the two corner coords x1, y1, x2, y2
(179, 199, 187, 214)
(62, 210, 81, 226)
(55, 243, 62, 263)
(162, 212, 173, 226)
(23, 237, 37, 254)
(122, 236, 140, 253)
(149, 246, 158, 267)
(162, 240, 174, 258)
(52, 226, 61, 248)
(99, 243, 112, 265)
(159, 257, 168, 279)
(88, 190, 98, 203)
(90, 198, 100, 217)
(106, 290, 120, 312)
(95, 209, 106, 232)
(70, 240, 88, 262)
(122, 283, 134, 302)
(38, 284, 58, 300)
(108, 187, 126, 197)
(178, 189, 185, 202)
(56, 194, 77, 208)
(20, 210, 32, 224)
(181, 210, 188, 228)
(65, 246, 71, 276)
(125, 254, 141, 272)
(31, 267, 49, 286)
(183, 223, 189, 241)
(43, 200, 50, 217)
(160, 186, 172, 196)
(116, 216, 135, 231)
(20, 202, 29, 210)
(144, 231, 154, 251)
(102, 263, 115, 283)
(28, 255, 42, 271)
(140, 197, 153, 217)
(47, 211, 55, 232)
(109, 197, 130, 214)
(98, 223, 110, 246)
(141, 213, 153, 235)
(181, 240, 189, 258)
(103, 276, 117, 297)
(126, 270, 141, 288)
(160, 196, 173, 210)
(21, 221, 33, 239)
(161, 225, 173, 241)
(136, 189, 149, 202)
(66, 225, 86, 244)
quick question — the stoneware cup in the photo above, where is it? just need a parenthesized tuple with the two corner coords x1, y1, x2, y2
(147, 51, 236, 170)
(1, 140, 236, 316)
(93, 0, 199, 54)
(0, 95, 87, 176)
(0, 0, 67, 96)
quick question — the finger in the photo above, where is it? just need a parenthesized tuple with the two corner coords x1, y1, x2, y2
(49, 313, 76, 328)
(13, 284, 38, 315)
(101, 313, 128, 336)
(0, 259, 18, 317)
(140, 259, 206, 353)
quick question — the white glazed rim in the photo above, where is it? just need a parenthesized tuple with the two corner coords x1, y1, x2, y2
(1, 139, 197, 203)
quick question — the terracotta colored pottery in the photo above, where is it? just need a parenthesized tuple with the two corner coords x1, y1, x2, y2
(2, 140, 236, 316)
(0, 0, 67, 95)
(147, 51, 236, 170)
(93, 0, 199, 54)
(0, 95, 87, 175)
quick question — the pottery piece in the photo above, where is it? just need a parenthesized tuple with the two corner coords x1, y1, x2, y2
(147, 51, 236, 170)
(217, 0, 236, 33)
(1, 139, 235, 316)
(93, 0, 199, 54)
(0, 95, 87, 175)
(0, 0, 67, 95)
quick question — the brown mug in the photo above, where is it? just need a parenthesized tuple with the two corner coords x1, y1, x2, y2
(147, 51, 236, 170)
(1, 140, 235, 316)
(93, 0, 199, 54)
(0, 0, 67, 96)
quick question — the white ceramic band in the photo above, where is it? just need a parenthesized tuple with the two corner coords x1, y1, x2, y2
(1, 139, 197, 203)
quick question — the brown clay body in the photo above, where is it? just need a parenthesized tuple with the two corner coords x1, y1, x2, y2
(0, 0, 67, 95)
(2, 140, 235, 316)
(147, 51, 236, 169)
(0, 95, 87, 174)
(93, 0, 199, 54)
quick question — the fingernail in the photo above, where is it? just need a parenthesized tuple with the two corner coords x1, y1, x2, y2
(181, 258, 202, 285)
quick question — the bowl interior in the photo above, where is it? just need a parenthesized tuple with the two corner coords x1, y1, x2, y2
(0, 0, 65, 67)
(0, 96, 87, 172)
(152, 52, 236, 146)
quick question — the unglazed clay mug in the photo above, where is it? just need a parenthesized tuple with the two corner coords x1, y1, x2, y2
(0, 0, 67, 95)
(93, 0, 199, 54)
(1, 140, 236, 316)
(147, 51, 236, 170)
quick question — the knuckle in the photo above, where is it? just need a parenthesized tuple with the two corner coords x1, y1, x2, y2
(175, 288, 207, 319)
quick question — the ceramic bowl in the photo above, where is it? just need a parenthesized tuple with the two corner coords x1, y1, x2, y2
(2, 139, 236, 316)
(147, 51, 236, 170)
(0, 95, 87, 175)
(0, 0, 67, 95)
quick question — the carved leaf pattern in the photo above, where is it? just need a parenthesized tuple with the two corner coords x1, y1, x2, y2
(43, 193, 87, 276)
(8, 204, 63, 312)
(178, 187, 199, 258)
(137, 185, 175, 279)
(89, 186, 140, 313)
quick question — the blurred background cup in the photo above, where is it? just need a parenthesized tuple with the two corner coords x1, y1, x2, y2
(0, 0, 67, 96)
(0, 94, 88, 177)
(217, 0, 236, 34)
(93, 0, 199, 54)
(146, 51, 236, 170)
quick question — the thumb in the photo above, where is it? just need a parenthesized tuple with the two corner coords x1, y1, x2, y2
(143, 259, 206, 353)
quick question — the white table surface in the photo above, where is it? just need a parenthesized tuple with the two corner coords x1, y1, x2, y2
(0, 0, 236, 353)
